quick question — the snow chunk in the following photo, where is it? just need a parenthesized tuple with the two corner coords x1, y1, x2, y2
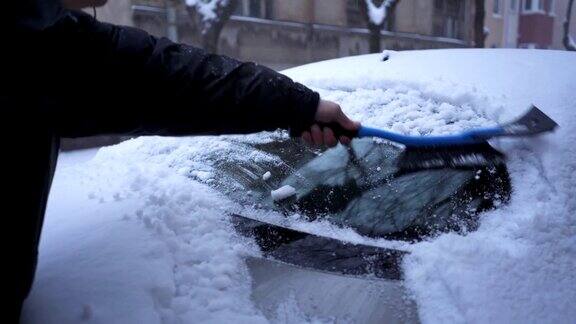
(271, 185, 296, 201)
(262, 171, 271, 181)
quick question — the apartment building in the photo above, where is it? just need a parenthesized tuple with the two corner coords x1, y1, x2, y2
(484, 0, 576, 49)
(94, 0, 475, 69)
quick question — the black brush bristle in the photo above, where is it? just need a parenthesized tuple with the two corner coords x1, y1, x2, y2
(398, 142, 506, 172)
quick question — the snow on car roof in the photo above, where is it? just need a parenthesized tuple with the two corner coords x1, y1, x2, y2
(284, 49, 576, 323)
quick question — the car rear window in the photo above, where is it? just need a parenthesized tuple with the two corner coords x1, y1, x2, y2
(208, 137, 511, 240)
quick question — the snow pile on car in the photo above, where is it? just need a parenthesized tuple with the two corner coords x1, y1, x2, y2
(286, 49, 576, 323)
(23, 140, 273, 323)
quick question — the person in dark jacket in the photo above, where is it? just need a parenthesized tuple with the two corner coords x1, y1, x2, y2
(2, 0, 359, 322)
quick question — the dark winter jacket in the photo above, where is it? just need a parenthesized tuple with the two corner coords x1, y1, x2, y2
(1, 1, 319, 321)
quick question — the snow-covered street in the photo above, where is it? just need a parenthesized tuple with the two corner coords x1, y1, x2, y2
(22, 49, 576, 323)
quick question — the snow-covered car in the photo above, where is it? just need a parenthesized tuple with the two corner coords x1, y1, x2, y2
(25, 49, 575, 324)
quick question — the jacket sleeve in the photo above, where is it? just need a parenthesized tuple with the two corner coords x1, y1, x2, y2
(40, 11, 319, 137)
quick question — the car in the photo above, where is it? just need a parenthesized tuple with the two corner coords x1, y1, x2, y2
(26, 49, 574, 324)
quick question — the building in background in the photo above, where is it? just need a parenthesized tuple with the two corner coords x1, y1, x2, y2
(484, 0, 576, 49)
(70, 0, 573, 150)
(484, 0, 521, 48)
(95, 0, 475, 70)
(94, 0, 576, 67)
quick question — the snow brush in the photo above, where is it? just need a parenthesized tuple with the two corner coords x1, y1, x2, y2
(323, 105, 558, 171)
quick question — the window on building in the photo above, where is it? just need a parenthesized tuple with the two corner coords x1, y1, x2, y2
(445, 16, 459, 38)
(346, 0, 365, 27)
(234, 0, 273, 19)
(493, 0, 501, 15)
(433, 0, 463, 39)
(548, 0, 555, 15)
(509, 0, 517, 12)
(248, 0, 261, 17)
(523, 0, 544, 12)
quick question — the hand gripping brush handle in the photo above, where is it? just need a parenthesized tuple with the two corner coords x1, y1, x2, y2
(321, 105, 558, 171)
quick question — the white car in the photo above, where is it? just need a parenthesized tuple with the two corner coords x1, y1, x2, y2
(25, 49, 576, 324)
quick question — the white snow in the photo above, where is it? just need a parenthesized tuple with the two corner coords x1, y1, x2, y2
(262, 171, 272, 181)
(365, 0, 396, 26)
(271, 185, 296, 201)
(23, 139, 268, 323)
(286, 49, 576, 323)
(186, 0, 228, 22)
(23, 49, 576, 323)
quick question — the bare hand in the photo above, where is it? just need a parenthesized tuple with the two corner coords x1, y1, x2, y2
(301, 100, 360, 147)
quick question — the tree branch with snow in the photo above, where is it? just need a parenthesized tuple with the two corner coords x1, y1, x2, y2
(564, 0, 576, 51)
(360, 0, 401, 53)
(185, 0, 237, 53)
(365, 0, 396, 25)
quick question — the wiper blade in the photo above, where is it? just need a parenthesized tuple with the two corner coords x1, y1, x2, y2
(230, 213, 406, 280)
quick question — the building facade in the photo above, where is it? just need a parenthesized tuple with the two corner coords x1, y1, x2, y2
(484, 0, 576, 49)
(95, 0, 474, 70)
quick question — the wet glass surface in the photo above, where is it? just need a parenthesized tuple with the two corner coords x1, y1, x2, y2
(207, 138, 511, 241)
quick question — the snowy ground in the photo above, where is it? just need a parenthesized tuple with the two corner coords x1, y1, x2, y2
(23, 49, 575, 323)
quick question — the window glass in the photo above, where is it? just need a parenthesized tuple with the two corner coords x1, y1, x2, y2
(524, 0, 544, 11)
(510, 0, 518, 12)
(249, 0, 262, 17)
(234, 0, 269, 18)
(346, 0, 364, 27)
(433, 0, 463, 38)
(493, 0, 501, 14)
(209, 138, 511, 240)
(548, 0, 555, 14)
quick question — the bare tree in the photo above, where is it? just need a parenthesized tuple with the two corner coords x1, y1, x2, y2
(474, 0, 486, 48)
(359, 0, 401, 53)
(185, 0, 238, 54)
(564, 0, 576, 51)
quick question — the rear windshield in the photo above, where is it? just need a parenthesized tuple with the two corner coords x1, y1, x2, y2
(207, 137, 511, 240)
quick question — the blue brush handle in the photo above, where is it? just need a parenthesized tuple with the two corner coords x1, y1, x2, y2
(357, 126, 506, 147)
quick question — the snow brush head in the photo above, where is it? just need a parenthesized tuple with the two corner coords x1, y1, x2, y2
(313, 123, 507, 171)
(398, 142, 506, 172)
(315, 104, 557, 172)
